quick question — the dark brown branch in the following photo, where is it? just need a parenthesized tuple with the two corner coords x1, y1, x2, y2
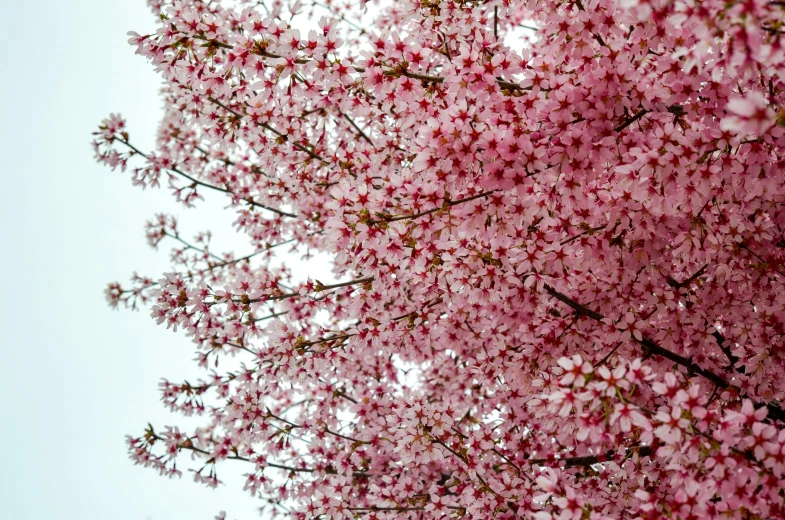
(116, 139, 298, 217)
(207, 97, 327, 163)
(252, 310, 289, 322)
(295, 296, 442, 350)
(738, 243, 785, 278)
(120, 239, 296, 297)
(614, 109, 648, 132)
(172, 134, 271, 179)
(372, 191, 496, 223)
(148, 430, 316, 472)
(543, 284, 784, 423)
(711, 330, 740, 369)
(196, 40, 525, 92)
(615, 105, 685, 132)
(665, 264, 708, 289)
(315, 276, 374, 291)
(348, 507, 425, 512)
(529, 445, 652, 468)
(240, 277, 371, 304)
(266, 410, 370, 444)
(340, 111, 375, 147)
(163, 231, 224, 262)
(560, 225, 607, 245)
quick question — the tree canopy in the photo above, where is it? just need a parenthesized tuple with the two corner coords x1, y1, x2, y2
(95, 0, 785, 518)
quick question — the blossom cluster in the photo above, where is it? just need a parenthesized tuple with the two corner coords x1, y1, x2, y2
(96, 0, 785, 518)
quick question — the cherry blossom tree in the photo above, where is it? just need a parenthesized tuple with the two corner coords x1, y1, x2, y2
(94, 0, 785, 517)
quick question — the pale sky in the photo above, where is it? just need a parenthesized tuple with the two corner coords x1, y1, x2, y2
(0, 1, 281, 518)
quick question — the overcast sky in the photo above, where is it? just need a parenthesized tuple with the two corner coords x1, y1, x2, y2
(0, 1, 275, 518)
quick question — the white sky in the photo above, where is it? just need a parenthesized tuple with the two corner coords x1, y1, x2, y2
(0, 1, 287, 518)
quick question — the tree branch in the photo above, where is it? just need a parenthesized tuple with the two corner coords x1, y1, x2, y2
(116, 139, 298, 217)
(543, 283, 785, 423)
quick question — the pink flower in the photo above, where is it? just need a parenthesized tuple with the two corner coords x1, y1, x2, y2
(720, 93, 776, 136)
(610, 403, 650, 432)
